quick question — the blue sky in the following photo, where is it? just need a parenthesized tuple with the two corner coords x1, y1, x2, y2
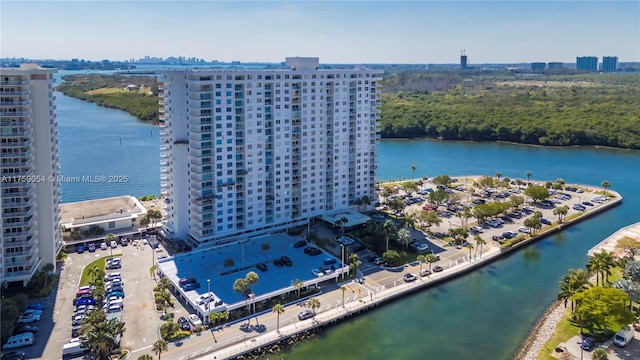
(2, 1, 638, 63)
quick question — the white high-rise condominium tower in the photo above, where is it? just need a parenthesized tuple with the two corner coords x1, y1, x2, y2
(160, 57, 382, 246)
(1, 64, 62, 286)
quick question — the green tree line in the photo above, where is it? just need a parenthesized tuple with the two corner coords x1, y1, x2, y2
(380, 72, 640, 149)
(57, 74, 160, 123)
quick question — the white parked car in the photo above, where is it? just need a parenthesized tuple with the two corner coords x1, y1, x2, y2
(110, 241, 118, 249)
(470, 226, 483, 233)
(518, 226, 530, 234)
(100, 242, 108, 250)
(189, 314, 202, 327)
(311, 268, 324, 277)
(196, 292, 215, 305)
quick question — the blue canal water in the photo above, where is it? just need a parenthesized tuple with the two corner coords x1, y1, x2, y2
(53, 82, 640, 359)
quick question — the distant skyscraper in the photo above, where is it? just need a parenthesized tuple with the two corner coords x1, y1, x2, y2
(531, 62, 546, 71)
(460, 50, 468, 70)
(1, 64, 63, 286)
(576, 56, 598, 72)
(159, 57, 382, 246)
(548, 62, 564, 70)
(601, 56, 618, 72)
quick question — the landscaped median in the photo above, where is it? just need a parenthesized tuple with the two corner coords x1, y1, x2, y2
(79, 254, 122, 286)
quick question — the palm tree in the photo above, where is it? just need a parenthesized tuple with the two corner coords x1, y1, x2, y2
(261, 242, 270, 263)
(291, 279, 304, 298)
(396, 228, 412, 249)
(467, 243, 475, 261)
(307, 297, 321, 318)
(340, 286, 347, 307)
(156, 277, 171, 292)
(475, 236, 487, 258)
(245, 271, 259, 316)
(418, 210, 441, 233)
(361, 196, 371, 211)
(355, 198, 363, 212)
(601, 180, 611, 195)
(88, 266, 105, 284)
(105, 233, 117, 257)
(232, 278, 249, 313)
(495, 172, 501, 184)
(557, 268, 590, 310)
(382, 220, 396, 252)
(152, 339, 168, 360)
(525, 171, 532, 184)
(137, 355, 153, 360)
(338, 217, 348, 235)
(591, 348, 608, 360)
(594, 250, 615, 284)
(425, 254, 438, 274)
(82, 312, 126, 360)
(224, 258, 234, 269)
(410, 164, 416, 180)
(417, 254, 426, 275)
(403, 212, 417, 231)
(272, 303, 285, 333)
(553, 205, 569, 223)
(348, 253, 361, 275)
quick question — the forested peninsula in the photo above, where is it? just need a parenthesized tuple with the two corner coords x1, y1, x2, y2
(56, 75, 160, 123)
(381, 71, 640, 149)
(56, 72, 640, 149)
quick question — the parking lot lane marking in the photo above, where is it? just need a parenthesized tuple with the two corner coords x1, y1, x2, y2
(131, 345, 153, 353)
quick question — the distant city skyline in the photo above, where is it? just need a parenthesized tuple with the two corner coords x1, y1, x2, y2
(2, 1, 638, 64)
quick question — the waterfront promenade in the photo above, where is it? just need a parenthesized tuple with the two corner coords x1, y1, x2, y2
(151, 187, 622, 360)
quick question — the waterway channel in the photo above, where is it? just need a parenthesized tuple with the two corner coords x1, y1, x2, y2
(53, 81, 640, 359)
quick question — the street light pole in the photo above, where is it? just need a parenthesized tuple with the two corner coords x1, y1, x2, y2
(207, 279, 211, 324)
(341, 244, 345, 280)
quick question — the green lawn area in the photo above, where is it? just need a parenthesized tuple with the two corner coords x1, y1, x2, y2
(79, 254, 122, 286)
(537, 307, 580, 360)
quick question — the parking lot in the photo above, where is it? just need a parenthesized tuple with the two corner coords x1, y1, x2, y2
(33, 240, 165, 360)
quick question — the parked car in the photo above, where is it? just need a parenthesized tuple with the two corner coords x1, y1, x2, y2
(582, 201, 594, 207)
(179, 277, 197, 286)
(432, 265, 444, 273)
(323, 258, 337, 266)
(77, 245, 84, 254)
(280, 256, 293, 266)
(196, 292, 215, 305)
(415, 243, 429, 252)
(0, 350, 25, 360)
(580, 337, 595, 351)
(540, 218, 552, 225)
(182, 282, 201, 291)
(188, 314, 202, 327)
(177, 317, 190, 331)
(306, 247, 322, 256)
(16, 313, 40, 324)
(573, 204, 586, 211)
(256, 263, 268, 272)
(298, 310, 314, 321)
(293, 240, 307, 248)
(25, 303, 45, 311)
(110, 241, 118, 249)
(88, 243, 96, 252)
(420, 269, 431, 277)
(100, 242, 108, 250)
(75, 298, 96, 306)
(12, 325, 38, 335)
(518, 226, 530, 234)
(403, 273, 417, 282)
(311, 268, 324, 277)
